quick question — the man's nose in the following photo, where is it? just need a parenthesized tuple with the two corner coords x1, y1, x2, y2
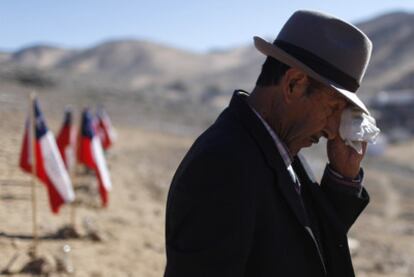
(323, 111, 342, 140)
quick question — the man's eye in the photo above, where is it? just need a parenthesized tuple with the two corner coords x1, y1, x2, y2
(329, 104, 343, 116)
(332, 102, 346, 113)
(331, 105, 339, 113)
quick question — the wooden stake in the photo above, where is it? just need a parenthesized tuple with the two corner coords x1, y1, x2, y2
(69, 167, 77, 228)
(30, 92, 38, 256)
(69, 113, 82, 229)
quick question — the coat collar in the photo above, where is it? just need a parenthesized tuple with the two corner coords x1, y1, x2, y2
(228, 90, 309, 227)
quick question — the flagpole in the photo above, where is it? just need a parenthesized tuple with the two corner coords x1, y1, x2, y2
(70, 109, 82, 231)
(30, 92, 38, 257)
(69, 113, 82, 230)
(70, 167, 77, 228)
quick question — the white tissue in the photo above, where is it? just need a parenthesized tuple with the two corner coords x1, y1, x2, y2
(339, 108, 381, 154)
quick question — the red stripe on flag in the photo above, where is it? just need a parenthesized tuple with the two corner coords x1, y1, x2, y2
(98, 119, 112, 150)
(57, 125, 71, 167)
(35, 142, 65, 213)
(78, 137, 95, 169)
(78, 137, 110, 206)
(96, 170, 109, 206)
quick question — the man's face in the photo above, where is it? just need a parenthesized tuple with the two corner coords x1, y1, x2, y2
(284, 82, 348, 153)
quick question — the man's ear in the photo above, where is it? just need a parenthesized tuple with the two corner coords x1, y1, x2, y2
(281, 68, 309, 103)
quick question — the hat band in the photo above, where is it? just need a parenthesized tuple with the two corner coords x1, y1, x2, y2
(274, 40, 360, 92)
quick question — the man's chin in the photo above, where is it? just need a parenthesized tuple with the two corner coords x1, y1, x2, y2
(302, 138, 318, 149)
(304, 141, 314, 148)
(297, 140, 313, 152)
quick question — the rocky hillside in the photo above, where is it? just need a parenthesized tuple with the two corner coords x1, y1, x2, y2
(0, 11, 413, 119)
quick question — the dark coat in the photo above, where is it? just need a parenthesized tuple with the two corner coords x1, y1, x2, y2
(165, 91, 369, 277)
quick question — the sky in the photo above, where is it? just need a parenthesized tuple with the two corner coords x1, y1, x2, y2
(1, 0, 414, 53)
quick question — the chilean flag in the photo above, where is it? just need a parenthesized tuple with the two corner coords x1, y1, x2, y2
(56, 108, 76, 171)
(19, 99, 75, 213)
(77, 109, 112, 206)
(95, 107, 116, 150)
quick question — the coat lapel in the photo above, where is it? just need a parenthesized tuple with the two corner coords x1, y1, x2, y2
(273, 162, 310, 227)
(229, 90, 309, 228)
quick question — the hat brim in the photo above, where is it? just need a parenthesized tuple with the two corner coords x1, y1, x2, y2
(253, 36, 369, 114)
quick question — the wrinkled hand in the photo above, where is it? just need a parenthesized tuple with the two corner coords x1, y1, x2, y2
(327, 136, 367, 179)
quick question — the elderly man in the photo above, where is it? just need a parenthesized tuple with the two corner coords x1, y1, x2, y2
(165, 10, 372, 277)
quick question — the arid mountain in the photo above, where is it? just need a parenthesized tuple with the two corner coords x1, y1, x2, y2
(10, 45, 78, 69)
(1, 11, 413, 105)
(358, 11, 414, 92)
(0, 52, 10, 63)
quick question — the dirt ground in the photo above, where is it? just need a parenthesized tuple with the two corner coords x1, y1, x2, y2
(0, 84, 413, 276)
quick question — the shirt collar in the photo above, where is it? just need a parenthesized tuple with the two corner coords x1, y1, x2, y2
(249, 106, 293, 167)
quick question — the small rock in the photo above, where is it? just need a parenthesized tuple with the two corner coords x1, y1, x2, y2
(54, 225, 81, 239)
(20, 256, 54, 275)
(86, 230, 104, 242)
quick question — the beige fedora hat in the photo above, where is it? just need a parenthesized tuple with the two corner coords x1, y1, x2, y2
(254, 10, 372, 114)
